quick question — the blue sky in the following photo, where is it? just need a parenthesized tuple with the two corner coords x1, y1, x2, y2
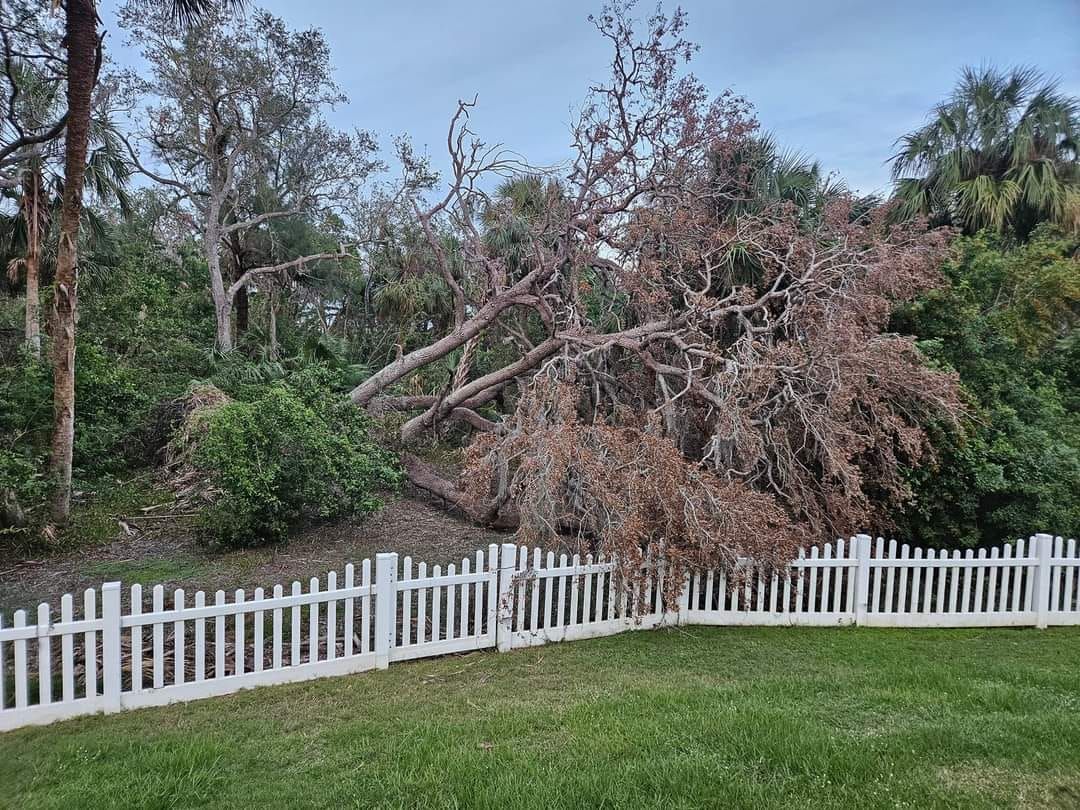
(99, 0, 1080, 196)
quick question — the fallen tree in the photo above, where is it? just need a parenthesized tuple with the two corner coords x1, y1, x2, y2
(352, 3, 962, 577)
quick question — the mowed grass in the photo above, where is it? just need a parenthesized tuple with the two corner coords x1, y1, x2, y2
(1, 627, 1079, 809)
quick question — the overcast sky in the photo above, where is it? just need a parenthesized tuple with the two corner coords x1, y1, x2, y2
(98, 0, 1080, 196)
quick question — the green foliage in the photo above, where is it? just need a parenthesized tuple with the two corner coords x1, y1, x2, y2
(891, 66, 1079, 238)
(193, 371, 401, 547)
(893, 227, 1080, 546)
(0, 353, 50, 533)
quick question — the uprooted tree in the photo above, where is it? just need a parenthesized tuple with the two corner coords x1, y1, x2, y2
(349, 4, 961, 582)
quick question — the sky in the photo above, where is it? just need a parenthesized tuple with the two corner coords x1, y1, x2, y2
(98, 0, 1080, 197)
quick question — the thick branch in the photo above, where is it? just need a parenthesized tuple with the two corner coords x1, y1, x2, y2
(402, 454, 519, 530)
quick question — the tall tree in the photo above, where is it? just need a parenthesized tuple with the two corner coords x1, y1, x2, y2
(119, 1, 378, 351)
(1, 2, 66, 357)
(891, 66, 1079, 238)
(31, 0, 242, 528)
(46, 0, 99, 526)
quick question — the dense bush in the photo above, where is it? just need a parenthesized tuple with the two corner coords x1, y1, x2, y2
(191, 371, 401, 547)
(893, 227, 1080, 547)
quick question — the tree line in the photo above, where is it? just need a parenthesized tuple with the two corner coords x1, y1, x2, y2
(1, 1, 1077, 568)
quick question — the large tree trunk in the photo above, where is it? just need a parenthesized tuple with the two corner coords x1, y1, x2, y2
(47, 0, 97, 526)
(402, 454, 519, 531)
(205, 236, 233, 352)
(348, 269, 542, 406)
(24, 250, 40, 359)
(23, 164, 43, 359)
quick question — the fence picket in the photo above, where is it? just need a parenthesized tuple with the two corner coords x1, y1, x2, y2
(960, 550, 972, 613)
(289, 583, 301, 667)
(974, 550, 986, 613)
(871, 538, 884, 613)
(1065, 539, 1077, 613)
(897, 544, 909, 613)
(12, 611, 26, 709)
(84, 589, 97, 699)
(217, 590, 229, 676)
(174, 589, 185, 685)
(254, 587, 265, 671)
(431, 565, 442, 642)
(460, 559, 471, 639)
(194, 591, 206, 681)
(327, 573, 337, 659)
(309, 578, 320, 664)
(402, 558, 412, 646)
(272, 585, 284, 669)
(1021, 539, 1035, 611)
(910, 548, 923, 613)
(516, 547, 528, 630)
(475, 550, 486, 636)
(530, 550, 541, 632)
(343, 565, 354, 657)
(128, 586, 141, 693)
(416, 562, 428, 645)
(153, 586, 165, 688)
(361, 560, 371, 654)
(1001, 544, 1013, 612)
(37, 604, 51, 706)
(570, 554, 581, 626)
(235, 589, 246, 674)
(61, 594, 74, 701)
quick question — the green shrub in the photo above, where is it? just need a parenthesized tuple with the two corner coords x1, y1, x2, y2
(192, 382, 400, 547)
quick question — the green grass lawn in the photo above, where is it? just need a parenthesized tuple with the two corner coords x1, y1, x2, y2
(2, 627, 1078, 809)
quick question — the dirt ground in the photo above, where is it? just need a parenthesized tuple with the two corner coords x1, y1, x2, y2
(0, 493, 508, 615)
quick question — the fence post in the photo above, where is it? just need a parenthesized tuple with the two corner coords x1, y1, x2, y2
(1033, 533, 1053, 629)
(496, 543, 518, 653)
(374, 553, 397, 669)
(853, 535, 872, 626)
(101, 581, 122, 712)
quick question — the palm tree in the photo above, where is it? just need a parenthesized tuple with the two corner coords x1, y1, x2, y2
(46, 0, 242, 526)
(891, 66, 1080, 238)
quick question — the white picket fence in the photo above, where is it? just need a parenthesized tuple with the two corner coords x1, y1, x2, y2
(1, 533, 1076, 732)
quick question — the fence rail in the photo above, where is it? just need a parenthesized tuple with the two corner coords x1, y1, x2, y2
(1, 532, 1076, 732)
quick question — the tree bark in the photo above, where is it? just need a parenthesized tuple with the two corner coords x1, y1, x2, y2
(402, 454, 519, 531)
(348, 270, 542, 406)
(47, 0, 97, 526)
(23, 164, 43, 359)
(205, 234, 233, 352)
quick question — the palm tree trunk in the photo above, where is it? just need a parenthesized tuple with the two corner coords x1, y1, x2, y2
(47, 0, 97, 527)
(24, 251, 40, 358)
(24, 165, 42, 359)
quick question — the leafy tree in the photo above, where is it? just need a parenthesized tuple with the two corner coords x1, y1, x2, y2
(891, 66, 1079, 238)
(892, 227, 1080, 546)
(118, 1, 379, 352)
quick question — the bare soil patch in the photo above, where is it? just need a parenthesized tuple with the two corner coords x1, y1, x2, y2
(0, 494, 507, 615)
